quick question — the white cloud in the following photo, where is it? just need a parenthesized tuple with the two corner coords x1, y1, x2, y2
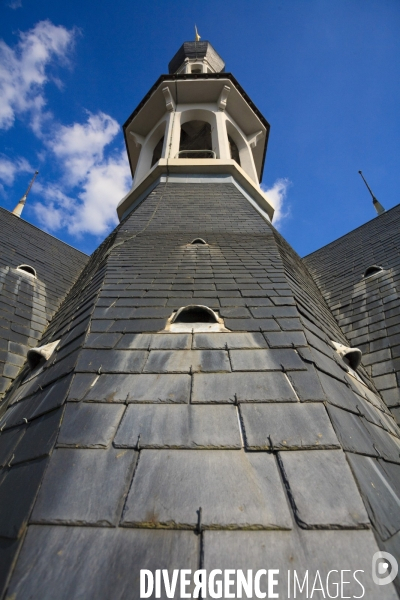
(6, 0, 22, 8)
(0, 20, 75, 131)
(33, 111, 131, 236)
(262, 178, 292, 228)
(0, 155, 31, 186)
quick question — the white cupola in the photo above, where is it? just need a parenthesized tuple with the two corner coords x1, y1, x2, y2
(118, 40, 274, 222)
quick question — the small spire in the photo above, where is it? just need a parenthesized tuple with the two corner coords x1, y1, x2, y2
(12, 170, 39, 218)
(194, 25, 201, 42)
(358, 170, 385, 216)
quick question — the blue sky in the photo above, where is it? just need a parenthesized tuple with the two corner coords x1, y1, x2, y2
(0, 0, 399, 256)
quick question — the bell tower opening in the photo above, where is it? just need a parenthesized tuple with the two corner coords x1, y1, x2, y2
(179, 120, 214, 159)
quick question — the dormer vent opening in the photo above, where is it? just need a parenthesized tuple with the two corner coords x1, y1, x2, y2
(27, 340, 60, 370)
(364, 265, 383, 278)
(172, 305, 218, 324)
(190, 238, 207, 245)
(331, 341, 362, 371)
(16, 264, 36, 278)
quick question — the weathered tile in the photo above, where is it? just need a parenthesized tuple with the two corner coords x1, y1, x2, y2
(327, 404, 378, 456)
(0, 425, 25, 468)
(362, 419, 400, 464)
(12, 408, 63, 465)
(318, 371, 361, 412)
(58, 403, 125, 448)
(84, 333, 122, 348)
(67, 373, 98, 401)
(114, 404, 241, 449)
(279, 450, 369, 528)
(286, 367, 326, 401)
(0, 536, 21, 599)
(347, 454, 400, 540)
(122, 449, 292, 529)
(7, 526, 199, 600)
(203, 529, 398, 599)
(31, 448, 137, 526)
(264, 331, 307, 348)
(86, 374, 190, 403)
(230, 349, 306, 371)
(143, 350, 230, 373)
(193, 332, 267, 349)
(76, 349, 147, 373)
(192, 372, 297, 403)
(0, 457, 48, 538)
(241, 403, 339, 450)
(115, 333, 152, 349)
(150, 334, 191, 349)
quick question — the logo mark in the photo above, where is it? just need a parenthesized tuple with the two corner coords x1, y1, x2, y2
(372, 551, 398, 586)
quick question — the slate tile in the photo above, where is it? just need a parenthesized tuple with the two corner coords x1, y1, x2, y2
(122, 450, 291, 530)
(76, 349, 147, 373)
(32, 448, 137, 526)
(193, 332, 267, 349)
(150, 334, 191, 349)
(30, 374, 74, 420)
(224, 318, 280, 331)
(84, 333, 123, 348)
(86, 373, 190, 403)
(0, 536, 21, 599)
(114, 404, 241, 449)
(67, 373, 98, 401)
(280, 450, 369, 528)
(264, 331, 307, 348)
(7, 526, 199, 600)
(192, 371, 297, 403)
(362, 419, 400, 464)
(230, 349, 306, 371)
(109, 319, 167, 333)
(203, 529, 397, 599)
(318, 371, 361, 412)
(327, 404, 379, 456)
(58, 403, 125, 448)
(12, 408, 64, 465)
(115, 333, 153, 349)
(0, 457, 48, 538)
(0, 425, 25, 468)
(347, 454, 400, 541)
(143, 350, 230, 373)
(241, 403, 339, 450)
(286, 367, 326, 401)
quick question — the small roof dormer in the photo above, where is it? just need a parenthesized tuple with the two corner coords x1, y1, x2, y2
(168, 41, 225, 75)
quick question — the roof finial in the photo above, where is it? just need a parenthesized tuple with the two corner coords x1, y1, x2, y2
(12, 170, 39, 218)
(194, 25, 201, 42)
(358, 170, 385, 216)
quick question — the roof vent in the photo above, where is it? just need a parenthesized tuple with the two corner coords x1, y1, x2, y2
(331, 341, 362, 370)
(16, 264, 36, 278)
(27, 340, 60, 370)
(364, 265, 383, 278)
(172, 305, 218, 323)
(190, 238, 207, 245)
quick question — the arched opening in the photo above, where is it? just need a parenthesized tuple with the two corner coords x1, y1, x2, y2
(172, 305, 218, 324)
(179, 120, 214, 159)
(151, 135, 164, 167)
(364, 265, 383, 278)
(17, 264, 36, 278)
(331, 341, 362, 371)
(191, 65, 202, 74)
(190, 238, 207, 245)
(228, 135, 241, 166)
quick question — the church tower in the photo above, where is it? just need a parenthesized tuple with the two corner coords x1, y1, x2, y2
(0, 39, 399, 599)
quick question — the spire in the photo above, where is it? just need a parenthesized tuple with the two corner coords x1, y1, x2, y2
(12, 170, 39, 218)
(358, 170, 385, 216)
(194, 25, 201, 42)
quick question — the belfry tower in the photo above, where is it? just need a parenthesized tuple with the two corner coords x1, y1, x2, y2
(0, 40, 399, 599)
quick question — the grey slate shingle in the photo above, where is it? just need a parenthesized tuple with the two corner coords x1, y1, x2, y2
(122, 449, 292, 530)
(58, 403, 125, 448)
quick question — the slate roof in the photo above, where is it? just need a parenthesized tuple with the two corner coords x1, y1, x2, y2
(0, 183, 399, 598)
(0, 208, 89, 404)
(304, 204, 400, 422)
